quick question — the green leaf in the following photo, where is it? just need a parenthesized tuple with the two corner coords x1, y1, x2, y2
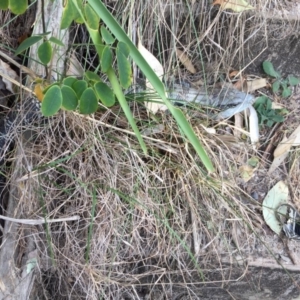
(262, 61, 280, 78)
(73, 0, 84, 23)
(272, 80, 280, 93)
(84, 3, 99, 30)
(118, 41, 130, 57)
(100, 26, 115, 44)
(35, 31, 52, 37)
(60, 0, 76, 29)
(117, 48, 132, 89)
(79, 88, 98, 114)
(49, 36, 65, 47)
(266, 97, 272, 110)
(271, 114, 284, 123)
(72, 80, 88, 98)
(0, 0, 9, 10)
(15, 36, 43, 55)
(288, 76, 300, 86)
(9, 0, 27, 14)
(63, 77, 77, 87)
(266, 119, 274, 127)
(84, 71, 101, 83)
(254, 96, 268, 107)
(41, 85, 62, 117)
(61, 85, 78, 111)
(101, 46, 112, 72)
(282, 87, 292, 98)
(87, 0, 214, 171)
(94, 82, 115, 107)
(38, 41, 52, 65)
(281, 80, 288, 89)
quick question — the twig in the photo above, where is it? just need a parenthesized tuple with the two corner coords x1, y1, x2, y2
(0, 214, 80, 225)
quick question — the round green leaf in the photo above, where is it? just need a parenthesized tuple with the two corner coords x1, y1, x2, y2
(94, 82, 115, 107)
(72, 80, 88, 98)
(63, 77, 77, 87)
(38, 41, 52, 65)
(79, 88, 98, 114)
(101, 46, 112, 73)
(100, 26, 115, 44)
(118, 41, 130, 57)
(117, 48, 132, 89)
(84, 3, 99, 30)
(9, 0, 27, 14)
(41, 85, 62, 117)
(262, 61, 280, 78)
(84, 71, 101, 83)
(15, 36, 43, 55)
(61, 85, 78, 111)
(0, 0, 8, 10)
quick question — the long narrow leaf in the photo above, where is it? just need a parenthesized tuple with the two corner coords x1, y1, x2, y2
(87, 0, 214, 172)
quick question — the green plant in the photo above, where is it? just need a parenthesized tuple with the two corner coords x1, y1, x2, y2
(2, 0, 215, 172)
(262, 61, 300, 98)
(253, 96, 286, 127)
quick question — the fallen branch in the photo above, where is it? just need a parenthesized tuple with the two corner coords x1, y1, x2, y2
(0, 214, 80, 225)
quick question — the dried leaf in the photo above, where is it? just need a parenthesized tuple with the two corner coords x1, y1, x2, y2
(176, 49, 196, 74)
(247, 78, 267, 92)
(262, 181, 289, 236)
(0, 59, 20, 93)
(138, 41, 167, 114)
(200, 124, 216, 134)
(239, 164, 255, 182)
(274, 125, 300, 157)
(269, 125, 300, 174)
(213, 0, 254, 12)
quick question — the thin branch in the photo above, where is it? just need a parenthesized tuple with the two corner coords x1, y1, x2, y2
(0, 214, 80, 225)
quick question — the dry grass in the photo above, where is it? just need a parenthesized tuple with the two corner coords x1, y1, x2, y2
(0, 0, 299, 299)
